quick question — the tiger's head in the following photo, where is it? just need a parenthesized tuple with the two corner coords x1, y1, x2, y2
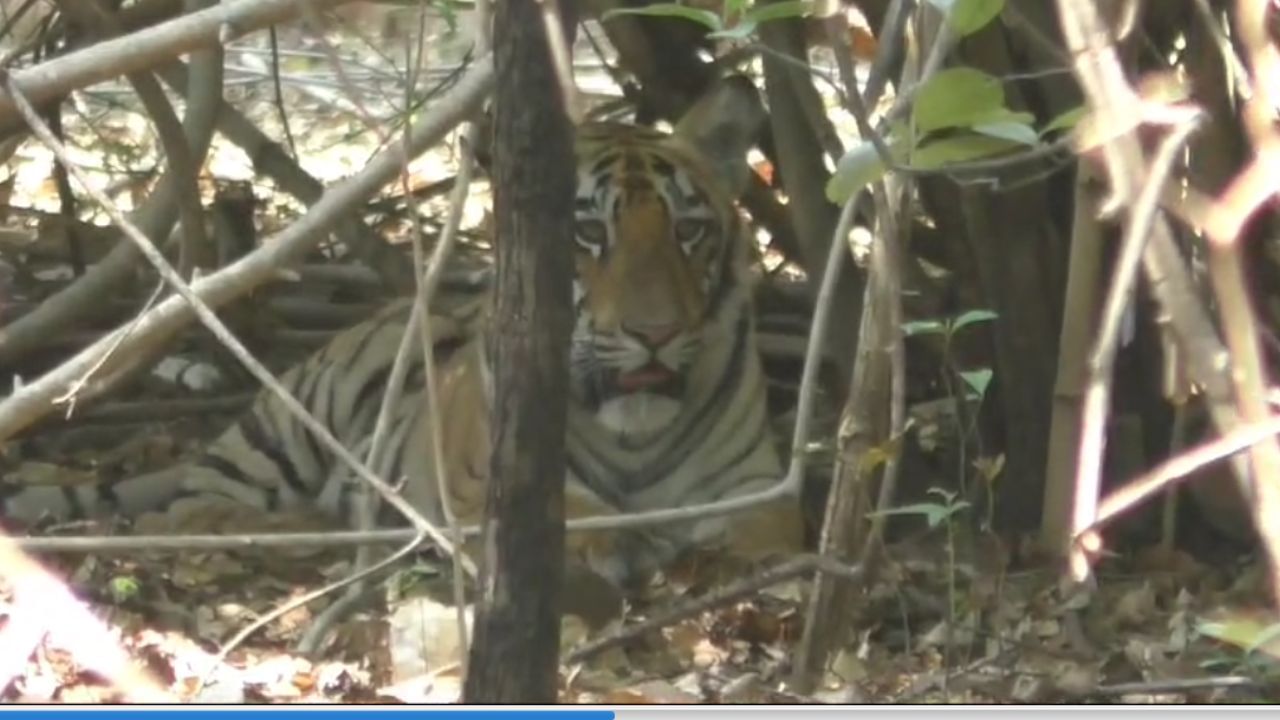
(569, 77, 767, 440)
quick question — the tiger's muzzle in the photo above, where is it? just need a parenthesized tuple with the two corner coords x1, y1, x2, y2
(596, 321, 696, 398)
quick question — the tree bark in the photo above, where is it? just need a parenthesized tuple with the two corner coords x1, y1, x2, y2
(462, 0, 576, 703)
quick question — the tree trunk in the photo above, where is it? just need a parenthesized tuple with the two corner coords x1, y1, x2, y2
(916, 11, 1076, 534)
(463, 0, 577, 702)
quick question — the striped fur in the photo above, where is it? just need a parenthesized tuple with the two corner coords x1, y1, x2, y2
(3, 77, 802, 587)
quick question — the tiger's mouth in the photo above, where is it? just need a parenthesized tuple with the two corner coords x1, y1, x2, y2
(611, 361, 685, 399)
(616, 362, 676, 392)
(594, 367, 689, 438)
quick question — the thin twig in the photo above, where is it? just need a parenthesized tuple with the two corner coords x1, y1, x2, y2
(266, 26, 300, 160)
(283, 12, 484, 655)
(863, 0, 911, 109)
(53, 280, 165, 414)
(1092, 675, 1257, 698)
(413, 137, 483, 677)
(1190, 0, 1251, 103)
(397, 9, 479, 671)
(0, 0, 355, 139)
(206, 531, 426, 687)
(298, 0, 416, 649)
(77, 0, 212, 279)
(832, 0, 908, 557)
(1083, 412, 1280, 543)
(32, 393, 253, 427)
(1189, 0, 1280, 606)
(565, 554, 862, 665)
(297, 3, 393, 147)
(15, 527, 417, 554)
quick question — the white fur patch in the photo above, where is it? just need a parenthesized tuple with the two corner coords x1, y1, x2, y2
(596, 393, 682, 439)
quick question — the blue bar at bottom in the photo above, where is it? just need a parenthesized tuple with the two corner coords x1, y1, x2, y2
(0, 707, 614, 712)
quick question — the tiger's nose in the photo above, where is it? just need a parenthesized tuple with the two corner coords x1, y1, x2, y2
(622, 323, 681, 348)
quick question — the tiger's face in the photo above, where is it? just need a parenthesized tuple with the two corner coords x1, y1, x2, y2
(567, 79, 765, 440)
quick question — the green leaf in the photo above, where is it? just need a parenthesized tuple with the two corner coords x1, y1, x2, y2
(870, 502, 948, 526)
(950, 308, 998, 332)
(902, 318, 948, 336)
(949, 0, 1004, 36)
(926, 487, 960, 503)
(911, 133, 1020, 168)
(743, 0, 816, 24)
(972, 120, 1039, 146)
(428, 0, 462, 34)
(1196, 614, 1280, 662)
(708, 19, 757, 39)
(886, 118, 912, 143)
(912, 67, 1006, 134)
(981, 108, 1035, 125)
(825, 139, 892, 203)
(925, 0, 1002, 35)
(1042, 105, 1086, 136)
(872, 500, 968, 528)
(1246, 622, 1280, 657)
(959, 368, 993, 399)
(602, 4, 723, 31)
(109, 575, 141, 604)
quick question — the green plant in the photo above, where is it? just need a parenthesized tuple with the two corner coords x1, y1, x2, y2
(601, 0, 816, 41)
(902, 309, 999, 525)
(427, 0, 469, 34)
(1197, 615, 1280, 673)
(870, 487, 970, 677)
(108, 574, 142, 605)
(825, 0, 1086, 203)
(903, 309, 996, 396)
(870, 487, 971, 531)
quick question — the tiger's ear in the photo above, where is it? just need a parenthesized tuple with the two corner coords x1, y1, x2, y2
(671, 76, 766, 198)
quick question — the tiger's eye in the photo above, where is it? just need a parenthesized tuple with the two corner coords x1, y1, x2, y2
(675, 219, 711, 252)
(575, 219, 608, 254)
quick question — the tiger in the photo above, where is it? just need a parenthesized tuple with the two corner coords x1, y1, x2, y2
(1, 76, 803, 591)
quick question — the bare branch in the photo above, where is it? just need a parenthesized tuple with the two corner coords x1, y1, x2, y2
(16, 527, 417, 554)
(0, 0, 356, 139)
(204, 532, 425, 691)
(3, 72, 461, 560)
(0, 22, 223, 367)
(1083, 411, 1280, 544)
(1070, 111, 1202, 577)
(0, 55, 493, 442)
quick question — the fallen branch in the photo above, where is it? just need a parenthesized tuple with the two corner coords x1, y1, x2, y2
(14, 527, 416, 554)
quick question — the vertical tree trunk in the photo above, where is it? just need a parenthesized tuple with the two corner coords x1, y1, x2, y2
(463, 0, 576, 702)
